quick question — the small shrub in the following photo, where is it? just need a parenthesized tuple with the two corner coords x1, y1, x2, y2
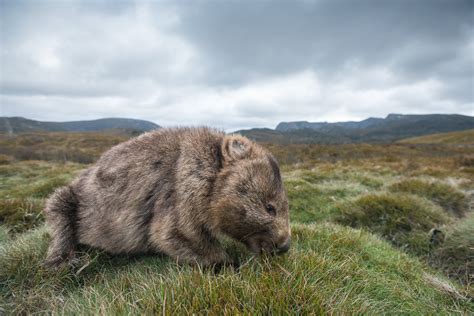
(389, 179, 468, 217)
(335, 193, 450, 255)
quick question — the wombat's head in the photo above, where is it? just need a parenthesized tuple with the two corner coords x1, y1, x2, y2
(212, 135, 291, 255)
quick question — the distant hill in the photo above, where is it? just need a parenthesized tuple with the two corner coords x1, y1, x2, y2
(0, 117, 160, 134)
(238, 114, 474, 144)
(276, 116, 385, 131)
(399, 129, 474, 145)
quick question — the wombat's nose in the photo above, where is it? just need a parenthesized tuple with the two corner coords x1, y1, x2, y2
(276, 238, 291, 254)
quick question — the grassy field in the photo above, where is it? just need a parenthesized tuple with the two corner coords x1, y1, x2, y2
(399, 129, 474, 145)
(0, 131, 473, 313)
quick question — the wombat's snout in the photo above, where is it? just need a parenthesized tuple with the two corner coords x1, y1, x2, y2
(276, 237, 291, 254)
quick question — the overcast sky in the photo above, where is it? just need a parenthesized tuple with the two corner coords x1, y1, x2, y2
(1, 0, 473, 131)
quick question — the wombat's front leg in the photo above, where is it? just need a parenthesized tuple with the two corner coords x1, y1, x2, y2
(168, 238, 230, 268)
(149, 226, 229, 267)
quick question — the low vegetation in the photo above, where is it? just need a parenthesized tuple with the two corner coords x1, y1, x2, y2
(0, 130, 473, 313)
(431, 213, 474, 285)
(335, 193, 450, 256)
(1, 224, 472, 314)
(389, 179, 468, 217)
(0, 132, 128, 163)
(399, 129, 474, 145)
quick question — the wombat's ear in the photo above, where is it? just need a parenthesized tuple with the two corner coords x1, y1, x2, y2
(222, 135, 252, 162)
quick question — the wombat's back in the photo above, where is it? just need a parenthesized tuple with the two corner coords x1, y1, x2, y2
(71, 127, 223, 253)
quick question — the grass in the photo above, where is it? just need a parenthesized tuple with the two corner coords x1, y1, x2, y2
(0, 161, 84, 236)
(335, 193, 451, 256)
(399, 129, 474, 145)
(0, 198, 44, 235)
(1, 224, 472, 314)
(389, 179, 468, 217)
(431, 213, 474, 287)
(0, 132, 128, 163)
(0, 131, 473, 313)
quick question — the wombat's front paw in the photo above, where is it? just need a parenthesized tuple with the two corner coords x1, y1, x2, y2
(211, 258, 241, 273)
(43, 250, 79, 270)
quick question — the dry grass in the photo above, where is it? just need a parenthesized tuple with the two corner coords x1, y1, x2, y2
(399, 129, 474, 145)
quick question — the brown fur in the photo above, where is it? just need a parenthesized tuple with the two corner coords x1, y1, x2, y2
(44, 127, 290, 267)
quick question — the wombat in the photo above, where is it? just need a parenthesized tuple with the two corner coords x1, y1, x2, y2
(44, 127, 290, 267)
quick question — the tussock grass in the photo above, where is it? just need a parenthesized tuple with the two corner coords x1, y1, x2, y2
(335, 193, 451, 255)
(1, 224, 472, 314)
(0, 198, 44, 234)
(389, 179, 468, 217)
(285, 179, 337, 223)
(0, 161, 83, 200)
(431, 214, 474, 287)
(0, 161, 84, 237)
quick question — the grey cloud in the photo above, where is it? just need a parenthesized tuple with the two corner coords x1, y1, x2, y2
(0, 0, 472, 129)
(175, 0, 473, 86)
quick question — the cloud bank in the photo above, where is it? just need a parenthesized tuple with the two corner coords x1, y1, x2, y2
(1, 0, 473, 131)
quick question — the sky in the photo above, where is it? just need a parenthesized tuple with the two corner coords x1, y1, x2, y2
(0, 0, 473, 131)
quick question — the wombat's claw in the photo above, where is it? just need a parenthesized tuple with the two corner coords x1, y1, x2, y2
(68, 257, 81, 268)
(43, 251, 78, 270)
(211, 259, 241, 273)
(43, 257, 63, 269)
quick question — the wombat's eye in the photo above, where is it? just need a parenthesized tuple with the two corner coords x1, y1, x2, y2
(265, 203, 276, 216)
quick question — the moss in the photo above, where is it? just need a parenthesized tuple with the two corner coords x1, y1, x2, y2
(335, 193, 451, 255)
(389, 179, 468, 217)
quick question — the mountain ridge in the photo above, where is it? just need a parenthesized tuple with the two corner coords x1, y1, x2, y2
(2, 114, 473, 144)
(239, 113, 474, 144)
(0, 117, 160, 134)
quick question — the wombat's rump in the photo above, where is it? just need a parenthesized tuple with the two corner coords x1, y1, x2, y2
(44, 127, 290, 267)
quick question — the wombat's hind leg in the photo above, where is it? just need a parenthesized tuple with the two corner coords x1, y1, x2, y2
(43, 186, 79, 268)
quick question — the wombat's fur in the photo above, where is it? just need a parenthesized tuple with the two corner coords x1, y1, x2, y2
(44, 127, 290, 267)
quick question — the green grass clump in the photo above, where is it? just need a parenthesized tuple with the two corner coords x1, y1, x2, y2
(0, 161, 83, 200)
(0, 226, 8, 243)
(335, 193, 451, 255)
(389, 179, 468, 217)
(1, 223, 472, 314)
(0, 199, 44, 235)
(285, 179, 337, 223)
(0, 161, 85, 237)
(431, 214, 474, 287)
